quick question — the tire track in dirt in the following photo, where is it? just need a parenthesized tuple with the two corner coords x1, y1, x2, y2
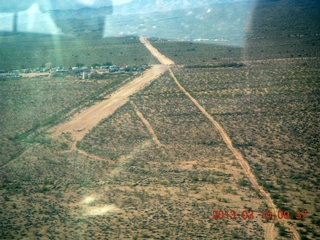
(71, 142, 109, 162)
(265, 221, 275, 240)
(1, 145, 38, 169)
(108, 140, 152, 179)
(168, 68, 299, 240)
(130, 101, 163, 148)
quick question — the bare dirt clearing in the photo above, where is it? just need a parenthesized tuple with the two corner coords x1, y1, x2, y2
(20, 72, 49, 77)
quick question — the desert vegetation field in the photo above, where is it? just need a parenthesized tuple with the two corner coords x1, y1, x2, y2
(1, 1, 320, 237)
(0, 73, 135, 167)
(244, 0, 320, 60)
(170, 58, 320, 239)
(150, 39, 242, 65)
(72, 48, 319, 239)
(1, 71, 270, 239)
(75, 72, 277, 239)
(0, 34, 158, 70)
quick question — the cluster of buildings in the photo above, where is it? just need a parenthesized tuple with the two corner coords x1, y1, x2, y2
(0, 70, 20, 78)
(0, 68, 48, 79)
(0, 64, 147, 79)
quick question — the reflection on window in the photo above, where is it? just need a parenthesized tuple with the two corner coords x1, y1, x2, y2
(0, 0, 254, 47)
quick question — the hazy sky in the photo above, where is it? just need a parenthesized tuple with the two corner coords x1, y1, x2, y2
(0, 1, 249, 12)
(0, 0, 128, 12)
(48, 0, 130, 9)
(0, 0, 252, 46)
(113, 0, 132, 5)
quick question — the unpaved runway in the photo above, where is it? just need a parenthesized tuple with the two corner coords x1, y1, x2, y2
(51, 36, 174, 142)
(52, 64, 168, 141)
(139, 37, 174, 65)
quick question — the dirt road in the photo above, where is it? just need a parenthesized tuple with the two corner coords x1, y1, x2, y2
(52, 64, 168, 141)
(139, 37, 174, 65)
(168, 68, 299, 240)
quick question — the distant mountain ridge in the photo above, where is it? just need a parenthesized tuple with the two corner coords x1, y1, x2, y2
(45, 0, 253, 45)
(45, 0, 251, 20)
(103, 1, 254, 46)
(114, 0, 253, 15)
(48, 6, 112, 21)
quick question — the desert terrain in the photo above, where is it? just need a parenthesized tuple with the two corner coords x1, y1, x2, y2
(1, 1, 319, 239)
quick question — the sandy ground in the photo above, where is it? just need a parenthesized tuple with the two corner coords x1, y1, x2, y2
(20, 72, 49, 77)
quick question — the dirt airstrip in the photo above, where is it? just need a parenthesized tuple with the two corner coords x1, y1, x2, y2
(51, 64, 169, 141)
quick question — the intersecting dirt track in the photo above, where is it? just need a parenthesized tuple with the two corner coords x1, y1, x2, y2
(51, 64, 168, 142)
(50, 36, 299, 240)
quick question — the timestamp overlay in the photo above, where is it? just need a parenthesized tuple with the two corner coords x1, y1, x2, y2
(212, 209, 308, 220)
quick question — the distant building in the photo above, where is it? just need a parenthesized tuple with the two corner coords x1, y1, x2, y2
(56, 70, 68, 73)
(109, 65, 119, 72)
(40, 68, 49, 72)
(22, 69, 31, 73)
(0, 72, 20, 78)
(99, 66, 109, 72)
(81, 67, 91, 72)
